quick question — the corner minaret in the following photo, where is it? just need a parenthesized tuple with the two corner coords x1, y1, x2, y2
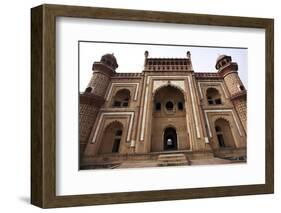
(216, 55, 247, 131)
(79, 54, 118, 154)
(86, 53, 118, 98)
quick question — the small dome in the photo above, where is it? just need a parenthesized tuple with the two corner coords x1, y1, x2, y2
(216, 55, 227, 63)
(101, 53, 118, 70)
(215, 54, 232, 69)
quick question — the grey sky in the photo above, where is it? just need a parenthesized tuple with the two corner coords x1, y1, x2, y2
(79, 42, 247, 92)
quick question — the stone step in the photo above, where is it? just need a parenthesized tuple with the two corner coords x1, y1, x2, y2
(159, 162, 188, 167)
(158, 157, 187, 162)
(158, 159, 187, 163)
(157, 153, 190, 166)
(158, 156, 187, 160)
(158, 153, 187, 158)
(214, 148, 247, 162)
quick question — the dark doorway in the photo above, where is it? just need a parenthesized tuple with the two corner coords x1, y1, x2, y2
(214, 119, 236, 148)
(112, 129, 122, 153)
(215, 126, 225, 148)
(164, 127, 178, 151)
(98, 122, 123, 154)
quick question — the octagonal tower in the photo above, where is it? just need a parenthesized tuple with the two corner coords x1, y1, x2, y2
(216, 55, 247, 131)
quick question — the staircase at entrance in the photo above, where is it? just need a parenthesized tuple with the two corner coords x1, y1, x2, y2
(157, 153, 191, 166)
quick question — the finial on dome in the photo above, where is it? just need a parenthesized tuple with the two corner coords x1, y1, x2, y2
(144, 50, 149, 58)
(186, 51, 191, 59)
(100, 53, 118, 70)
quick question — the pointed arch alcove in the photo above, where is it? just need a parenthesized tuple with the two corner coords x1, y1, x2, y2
(214, 118, 236, 149)
(98, 121, 124, 154)
(150, 85, 190, 152)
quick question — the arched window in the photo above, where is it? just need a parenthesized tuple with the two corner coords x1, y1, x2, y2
(112, 89, 130, 108)
(155, 102, 161, 111)
(178, 102, 184, 110)
(239, 85, 245, 91)
(206, 88, 222, 105)
(85, 87, 92, 93)
(165, 101, 174, 111)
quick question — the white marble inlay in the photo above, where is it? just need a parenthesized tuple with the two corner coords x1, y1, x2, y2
(198, 82, 228, 99)
(153, 80, 185, 93)
(91, 111, 135, 144)
(204, 137, 209, 144)
(188, 76, 201, 138)
(106, 82, 139, 101)
(204, 109, 242, 138)
(140, 78, 150, 141)
(141, 76, 187, 141)
(140, 75, 201, 141)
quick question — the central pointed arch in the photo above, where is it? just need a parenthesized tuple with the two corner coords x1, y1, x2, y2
(151, 85, 190, 152)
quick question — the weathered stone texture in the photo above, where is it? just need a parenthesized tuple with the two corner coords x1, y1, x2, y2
(79, 53, 247, 169)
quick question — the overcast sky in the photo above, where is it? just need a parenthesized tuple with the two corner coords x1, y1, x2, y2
(79, 42, 247, 92)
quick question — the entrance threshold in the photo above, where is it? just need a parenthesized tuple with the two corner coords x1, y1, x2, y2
(150, 150, 193, 155)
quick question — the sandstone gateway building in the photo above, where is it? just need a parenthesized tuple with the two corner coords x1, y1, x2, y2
(79, 51, 247, 169)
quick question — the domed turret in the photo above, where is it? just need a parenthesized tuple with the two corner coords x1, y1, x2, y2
(80, 54, 119, 148)
(85, 53, 119, 98)
(215, 55, 232, 70)
(216, 54, 247, 131)
(100, 53, 118, 70)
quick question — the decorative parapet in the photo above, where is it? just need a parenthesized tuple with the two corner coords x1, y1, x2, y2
(195, 72, 222, 79)
(144, 58, 192, 71)
(113, 73, 143, 78)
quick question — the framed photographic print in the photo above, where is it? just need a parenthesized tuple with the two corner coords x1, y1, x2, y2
(31, 4, 274, 208)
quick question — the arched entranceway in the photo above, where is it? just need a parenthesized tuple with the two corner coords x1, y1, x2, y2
(164, 127, 178, 151)
(214, 118, 236, 148)
(98, 121, 123, 154)
(151, 85, 190, 152)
